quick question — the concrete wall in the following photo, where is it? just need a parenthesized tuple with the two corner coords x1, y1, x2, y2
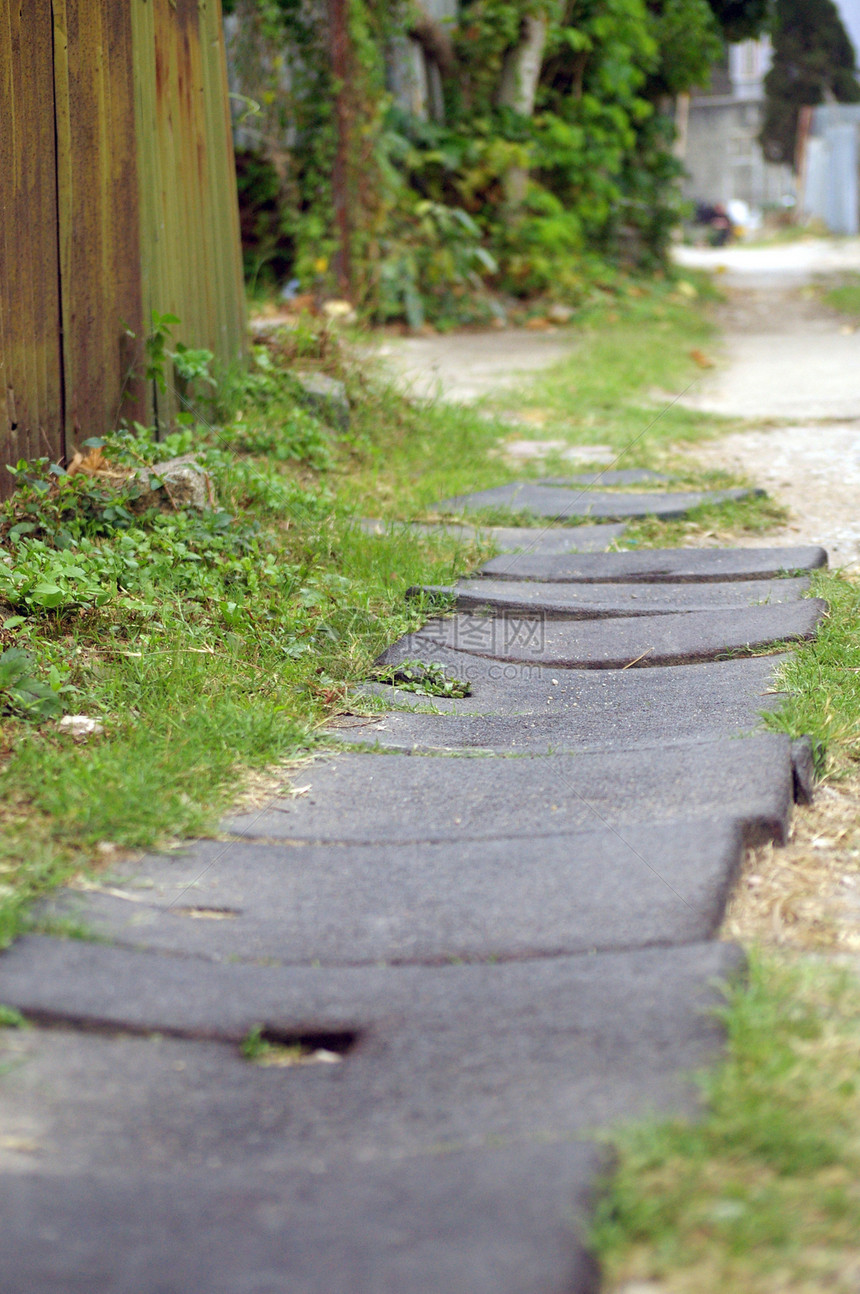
(683, 96, 793, 208)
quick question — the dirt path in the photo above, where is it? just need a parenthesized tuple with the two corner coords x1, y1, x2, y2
(675, 240, 860, 570)
(373, 326, 577, 403)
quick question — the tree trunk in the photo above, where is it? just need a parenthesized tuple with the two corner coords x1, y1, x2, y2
(497, 13, 548, 115)
(497, 13, 548, 207)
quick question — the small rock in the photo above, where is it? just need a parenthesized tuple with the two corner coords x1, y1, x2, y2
(132, 455, 214, 512)
(58, 715, 104, 739)
(547, 303, 575, 324)
(294, 372, 351, 432)
(321, 299, 357, 325)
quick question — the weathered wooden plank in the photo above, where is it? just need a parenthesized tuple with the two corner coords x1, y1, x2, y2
(1, 0, 244, 492)
(57, 0, 143, 450)
(0, 1, 63, 498)
(132, 0, 245, 432)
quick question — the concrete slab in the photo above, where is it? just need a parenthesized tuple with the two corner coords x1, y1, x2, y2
(329, 703, 778, 756)
(222, 735, 794, 846)
(434, 482, 762, 521)
(356, 654, 786, 748)
(382, 601, 824, 674)
(414, 576, 809, 619)
(0, 1144, 604, 1294)
(479, 544, 829, 583)
(0, 937, 743, 1165)
(361, 519, 627, 553)
(40, 818, 743, 965)
(538, 470, 672, 486)
(378, 600, 826, 670)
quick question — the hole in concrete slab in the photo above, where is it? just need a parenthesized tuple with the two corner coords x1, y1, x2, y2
(370, 660, 471, 699)
(169, 906, 241, 920)
(240, 1025, 358, 1068)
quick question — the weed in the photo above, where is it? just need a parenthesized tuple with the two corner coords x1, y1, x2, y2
(370, 660, 471, 698)
(0, 1005, 27, 1030)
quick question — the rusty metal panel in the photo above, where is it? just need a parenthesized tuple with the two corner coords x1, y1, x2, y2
(0, 1, 64, 500)
(132, 0, 246, 430)
(53, 0, 145, 451)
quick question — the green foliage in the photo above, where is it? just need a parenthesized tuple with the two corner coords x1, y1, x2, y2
(0, 648, 76, 721)
(230, 0, 728, 318)
(0, 1005, 28, 1029)
(371, 659, 471, 698)
(705, 0, 770, 42)
(761, 0, 860, 166)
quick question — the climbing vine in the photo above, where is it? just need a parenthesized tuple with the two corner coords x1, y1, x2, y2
(222, 0, 748, 320)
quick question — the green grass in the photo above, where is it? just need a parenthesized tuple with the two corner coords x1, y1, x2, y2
(822, 276, 860, 318)
(762, 571, 860, 763)
(592, 955, 860, 1293)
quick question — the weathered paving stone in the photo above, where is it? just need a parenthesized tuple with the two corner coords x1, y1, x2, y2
(223, 736, 794, 846)
(380, 604, 825, 674)
(0, 1143, 604, 1294)
(0, 937, 743, 1162)
(379, 600, 826, 670)
(434, 482, 763, 521)
(360, 518, 627, 553)
(363, 651, 784, 717)
(414, 575, 810, 619)
(479, 544, 829, 583)
(538, 469, 672, 486)
(39, 818, 743, 965)
(329, 703, 779, 756)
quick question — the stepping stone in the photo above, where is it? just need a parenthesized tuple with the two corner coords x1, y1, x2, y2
(414, 576, 810, 619)
(330, 702, 779, 757)
(538, 469, 672, 486)
(357, 654, 787, 748)
(39, 819, 744, 965)
(223, 736, 794, 847)
(479, 544, 829, 583)
(379, 600, 826, 670)
(360, 519, 627, 554)
(434, 482, 763, 521)
(0, 1144, 604, 1294)
(0, 936, 743, 1162)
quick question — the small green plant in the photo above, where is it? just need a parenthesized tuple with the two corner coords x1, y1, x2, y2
(0, 648, 77, 721)
(0, 1005, 27, 1029)
(144, 310, 215, 413)
(240, 1025, 307, 1067)
(145, 311, 182, 393)
(371, 659, 470, 698)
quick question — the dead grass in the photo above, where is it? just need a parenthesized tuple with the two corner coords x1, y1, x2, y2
(722, 770, 860, 955)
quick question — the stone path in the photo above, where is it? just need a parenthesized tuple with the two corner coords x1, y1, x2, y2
(0, 476, 827, 1291)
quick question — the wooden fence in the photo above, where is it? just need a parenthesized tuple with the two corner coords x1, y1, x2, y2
(0, 0, 245, 501)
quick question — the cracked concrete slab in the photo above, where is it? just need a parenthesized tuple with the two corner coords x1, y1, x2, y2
(478, 544, 828, 583)
(414, 575, 810, 619)
(434, 482, 762, 521)
(0, 937, 743, 1169)
(379, 600, 826, 670)
(356, 653, 786, 747)
(222, 735, 794, 847)
(38, 818, 743, 965)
